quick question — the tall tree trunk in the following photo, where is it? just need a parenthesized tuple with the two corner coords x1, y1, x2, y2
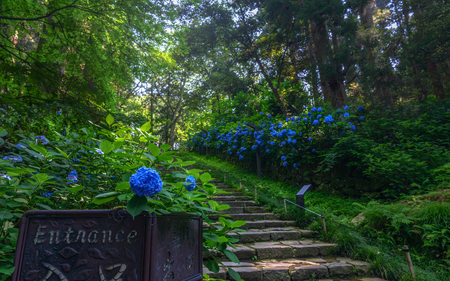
(427, 59, 445, 100)
(310, 21, 331, 103)
(330, 26, 347, 108)
(307, 28, 320, 105)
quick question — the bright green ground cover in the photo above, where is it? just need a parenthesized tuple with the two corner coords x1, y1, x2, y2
(179, 151, 450, 281)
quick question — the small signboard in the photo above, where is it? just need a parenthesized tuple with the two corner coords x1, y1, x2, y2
(12, 210, 202, 281)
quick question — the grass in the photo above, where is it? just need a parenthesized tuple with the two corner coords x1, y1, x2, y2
(177, 150, 450, 281)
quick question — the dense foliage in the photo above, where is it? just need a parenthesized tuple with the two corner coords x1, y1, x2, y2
(188, 101, 450, 198)
(0, 111, 245, 279)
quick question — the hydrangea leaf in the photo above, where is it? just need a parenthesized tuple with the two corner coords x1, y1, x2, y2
(231, 221, 247, 229)
(200, 172, 212, 183)
(140, 121, 151, 132)
(203, 259, 220, 274)
(127, 195, 148, 218)
(160, 144, 171, 152)
(115, 182, 130, 191)
(148, 143, 160, 156)
(228, 268, 242, 281)
(29, 144, 48, 157)
(106, 114, 114, 126)
(0, 127, 7, 137)
(100, 140, 113, 154)
(223, 250, 240, 264)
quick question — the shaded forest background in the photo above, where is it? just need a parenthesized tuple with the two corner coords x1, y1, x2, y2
(1, 0, 449, 144)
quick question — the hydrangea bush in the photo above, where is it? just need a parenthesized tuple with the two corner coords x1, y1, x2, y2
(0, 114, 244, 279)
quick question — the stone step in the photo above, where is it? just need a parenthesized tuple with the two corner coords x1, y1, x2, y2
(228, 229, 304, 243)
(204, 257, 382, 281)
(215, 191, 244, 196)
(215, 200, 257, 207)
(209, 213, 280, 221)
(223, 240, 337, 260)
(213, 195, 251, 201)
(219, 206, 267, 214)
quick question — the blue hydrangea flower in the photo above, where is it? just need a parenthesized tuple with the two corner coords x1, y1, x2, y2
(324, 115, 334, 124)
(0, 172, 11, 180)
(266, 149, 270, 153)
(357, 106, 364, 111)
(270, 141, 275, 146)
(239, 155, 244, 160)
(337, 109, 341, 112)
(344, 106, 349, 110)
(292, 147, 296, 151)
(36, 135, 49, 145)
(294, 163, 298, 168)
(67, 170, 78, 184)
(57, 110, 61, 116)
(312, 120, 320, 126)
(283, 161, 288, 167)
(43, 192, 53, 197)
(292, 139, 297, 144)
(348, 122, 352, 125)
(312, 149, 316, 153)
(252, 145, 258, 150)
(286, 118, 289, 122)
(308, 137, 312, 141)
(344, 113, 350, 118)
(268, 114, 272, 118)
(318, 107, 322, 112)
(351, 125, 356, 131)
(89, 148, 104, 155)
(287, 138, 292, 144)
(129, 167, 163, 197)
(312, 107, 317, 112)
(3, 155, 22, 163)
(291, 116, 295, 121)
(260, 112, 264, 115)
(281, 156, 286, 161)
(303, 118, 308, 122)
(185, 175, 196, 191)
(317, 114, 322, 119)
(359, 116, 365, 121)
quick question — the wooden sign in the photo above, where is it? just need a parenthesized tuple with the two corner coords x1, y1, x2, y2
(12, 210, 202, 281)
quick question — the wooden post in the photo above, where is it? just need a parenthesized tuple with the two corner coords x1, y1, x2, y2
(321, 214, 327, 234)
(224, 174, 226, 182)
(403, 245, 416, 279)
(239, 179, 242, 189)
(283, 197, 287, 214)
(254, 186, 257, 200)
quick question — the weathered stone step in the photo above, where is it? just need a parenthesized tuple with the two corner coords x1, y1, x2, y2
(222, 240, 336, 260)
(209, 213, 280, 221)
(213, 195, 251, 201)
(228, 229, 304, 243)
(204, 256, 381, 281)
(215, 200, 257, 207)
(219, 206, 267, 214)
(215, 191, 244, 196)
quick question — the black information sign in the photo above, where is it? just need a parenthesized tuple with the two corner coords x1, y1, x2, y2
(12, 210, 202, 281)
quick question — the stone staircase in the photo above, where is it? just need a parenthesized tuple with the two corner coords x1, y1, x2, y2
(204, 179, 387, 281)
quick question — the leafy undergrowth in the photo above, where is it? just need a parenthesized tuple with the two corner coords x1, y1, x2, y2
(179, 151, 450, 281)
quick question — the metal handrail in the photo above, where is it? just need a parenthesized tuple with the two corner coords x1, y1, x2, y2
(283, 198, 322, 217)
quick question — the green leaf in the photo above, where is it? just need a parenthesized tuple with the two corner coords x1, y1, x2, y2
(100, 140, 113, 154)
(122, 172, 133, 182)
(0, 138, 4, 146)
(208, 200, 219, 210)
(33, 173, 49, 184)
(148, 143, 160, 156)
(115, 182, 130, 191)
(216, 204, 230, 211)
(30, 144, 48, 157)
(0, 127, 7, 137)
(200, 172, 212, 183)
(127, 195, 148, 218)
(223, 250, 240, 264)
(106, 114, 114, 126)
(204, 259, 220, 274)
(95, 192, 120, 199)
(36, 203, 53, 210)
(140, 121, 151, 132)
(0, 211, 13, 220)
(218, 217, 231, 227)
(157, 154, 173, 162)
(0, 266, 15, 276)
(231, 221, 246, 229)
(66, 185, 84, 193)
(113, 140, 123, 150)
(228, 268, 241, 281)
(160, 144, 171, 152)
(179, 160, 196, 167)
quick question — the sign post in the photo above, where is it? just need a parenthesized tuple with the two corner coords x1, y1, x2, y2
(12, 210, 202, 281)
